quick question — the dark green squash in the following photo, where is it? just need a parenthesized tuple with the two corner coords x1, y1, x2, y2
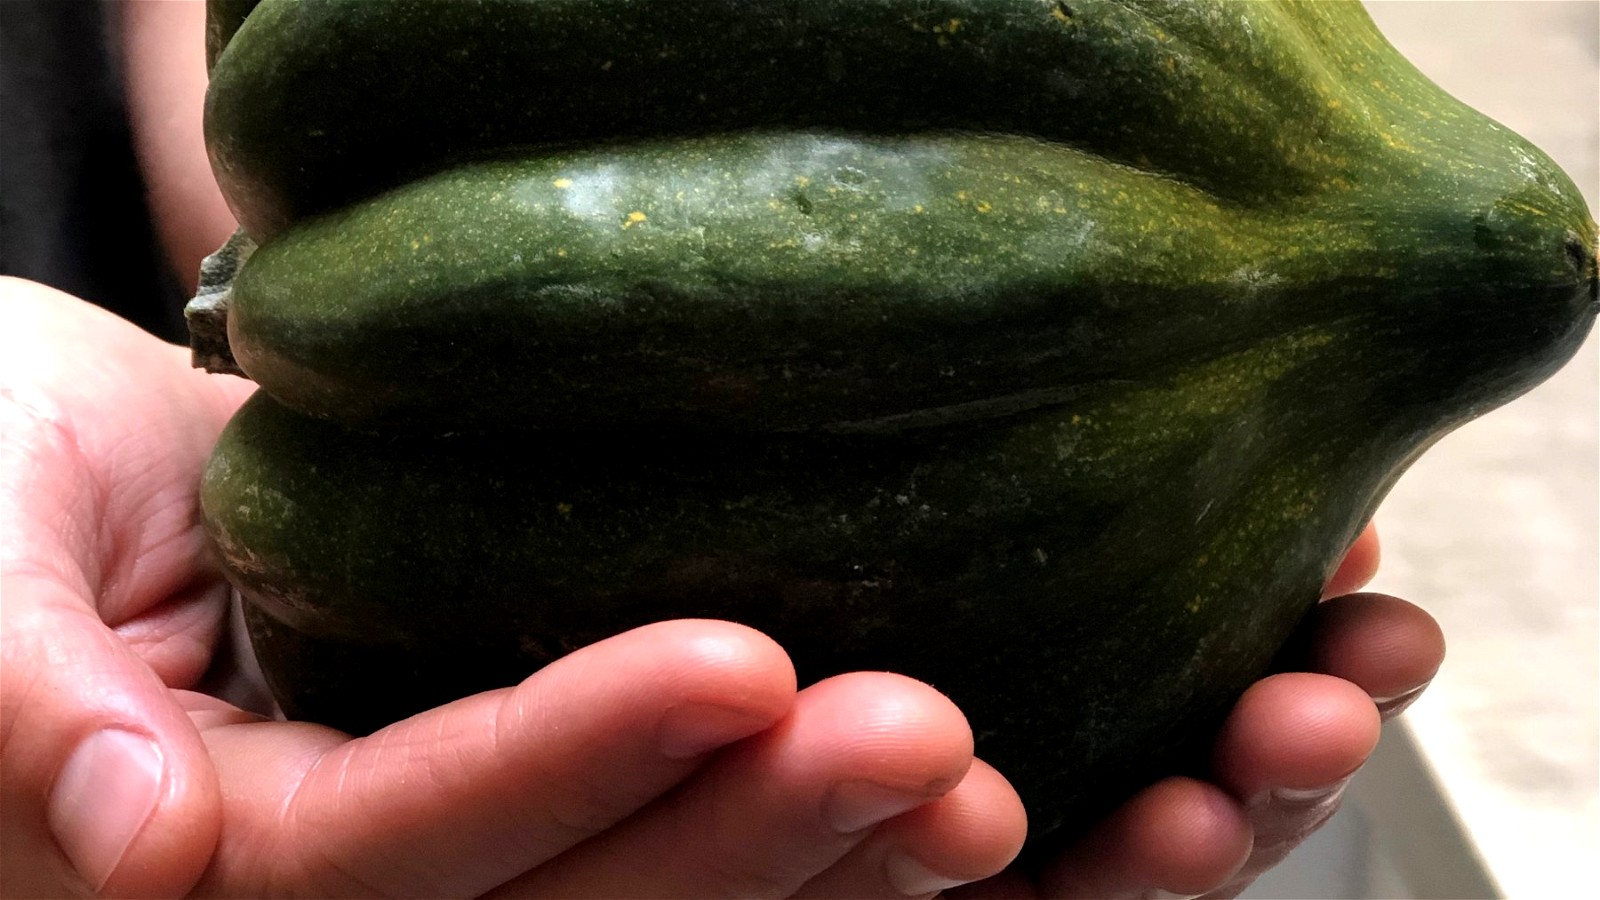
(207, 0, 1394, 240)
(194, 0, 1599, 852)
(207, 0, 1595, 433)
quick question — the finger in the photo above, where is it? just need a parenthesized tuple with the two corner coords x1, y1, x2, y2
(1286, 592, 1445, 718)
(497, 671, 974, 898)
(1211, 672, 1379, 808)
(0, 574, 224, 899)
(792, 758, 1027, 898)
(193, 619, 796, 898)
(1202, 672, 1381, 898)
(1036, 777, 1251, 899)
(1322, 521, 1380, 599)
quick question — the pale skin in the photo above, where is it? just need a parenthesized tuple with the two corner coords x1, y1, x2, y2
(0, 3, 1446, 897)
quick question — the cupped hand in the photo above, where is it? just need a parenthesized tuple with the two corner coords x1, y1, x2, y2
(0, 279, 1443, 898)
(948, 525, 1446, 899)
(0, 280, 1012, 898)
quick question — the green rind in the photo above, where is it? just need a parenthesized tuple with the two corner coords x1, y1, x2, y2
(226, 132, 1309, 431)
(212, 0, 1598, 432)
(205, 320, 1412, 843)
(208, 276, 1594, 848)
(228, 129, 1594, 432)
(209, 0, 1425, 240)
(196, 0, 1600, 856)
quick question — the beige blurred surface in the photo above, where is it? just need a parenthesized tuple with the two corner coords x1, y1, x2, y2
(1358, 2, 1597, 897)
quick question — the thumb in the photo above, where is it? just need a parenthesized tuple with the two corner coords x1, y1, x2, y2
(0, 578, 222, 898)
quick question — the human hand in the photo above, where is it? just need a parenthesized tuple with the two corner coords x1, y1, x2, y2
(944, 528, 1445, 899)
(0, 278, 1004, 898)
(0, 279, 1441, 898)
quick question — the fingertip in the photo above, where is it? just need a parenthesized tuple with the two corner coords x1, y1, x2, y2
(1041, 777, 1251, 899)
(90, 737, 223, 899)
(1211, 672, 1381, 804)
(419, 618, 800, 770)
(800, 672, 976, 787)
(585, 620, 798, 760)
(1297, 593, 1445, 706)
(36, 723, 222, 900)
(628, 617, 800, 709)
(886, 759, 1029, 885)
(43, 702, 224, 900)
(1120, 779, 1252, 896)
(790, 759, 1025, 898)
(4, 592, 222, 898)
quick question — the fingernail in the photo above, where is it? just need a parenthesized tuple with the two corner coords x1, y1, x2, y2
(1374, 682, 1429, 718)
(884, 852, 968, 896)
(1269, 774, 1352, 806)
(47, 729, 166, 891)
(656, 703, 772, 759)
(823, 779, 944, 834)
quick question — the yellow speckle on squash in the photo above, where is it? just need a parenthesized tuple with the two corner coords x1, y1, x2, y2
(552, 178, 573, 189)
(1379, 132, 1414, 152)
(622, 210, 648, 229)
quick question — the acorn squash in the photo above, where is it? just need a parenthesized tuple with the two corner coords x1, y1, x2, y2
(193, 0, 1599, 848)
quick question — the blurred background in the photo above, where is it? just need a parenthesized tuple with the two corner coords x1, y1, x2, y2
(1243, 2, 1598, 898)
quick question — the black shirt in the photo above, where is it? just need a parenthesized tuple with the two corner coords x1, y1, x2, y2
(1, 0, 188, 342)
